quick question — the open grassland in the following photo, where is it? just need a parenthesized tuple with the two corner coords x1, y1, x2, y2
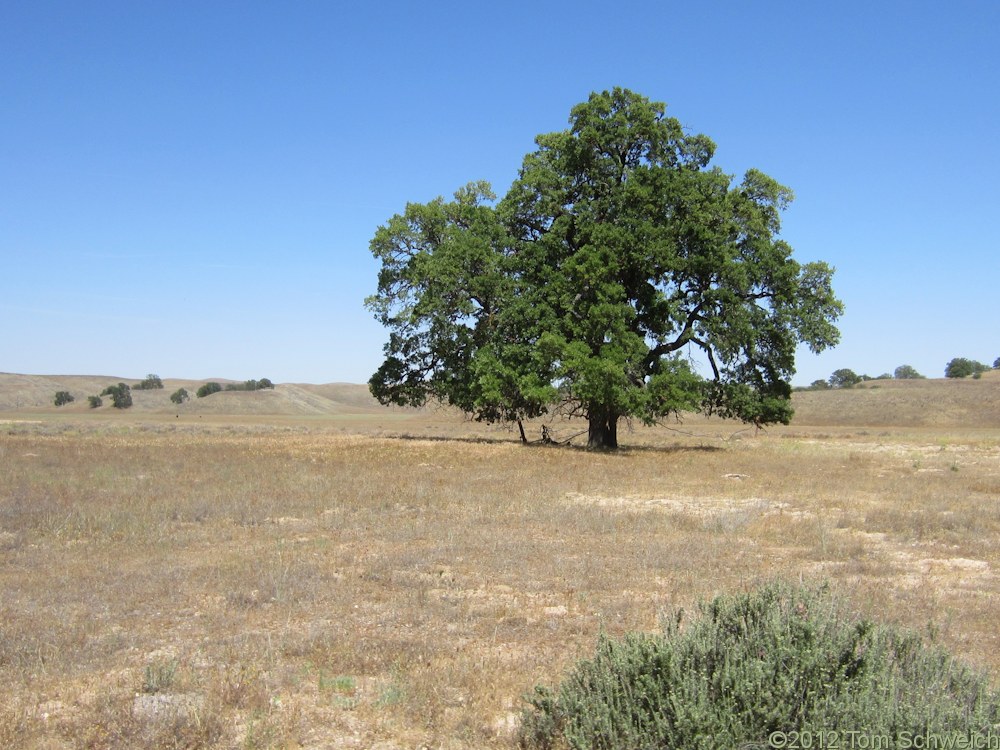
(1, 378, 1000, 748)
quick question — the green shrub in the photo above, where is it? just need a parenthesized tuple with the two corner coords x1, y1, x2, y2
(54, 391, 74, 406)
(519, 581, 1000, 750)
(87, 395, 102, 408)
(169, 388, 189, 404)
(196, 382, 222, 398)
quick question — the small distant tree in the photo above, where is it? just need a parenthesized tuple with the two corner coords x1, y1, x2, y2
(54, 391, 74, 407)
(828, 368, 861, 389)
(196, 382, 222, 398)
(257, 378, 274, 389)
(170, 388, 189, 404)
(808, 379, 830, 390)
(135, 374, 164, 390)
(894, 364, 925, 380)
(945, 358, 988, 379)
(102, 383, 133, 409)
(994, 356, 999, 369)
(88, 395, 103, 408)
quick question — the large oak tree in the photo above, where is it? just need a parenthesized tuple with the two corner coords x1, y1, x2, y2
(367, 89, 843, 448)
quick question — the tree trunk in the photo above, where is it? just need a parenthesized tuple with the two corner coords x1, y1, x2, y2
(587, 407, 619, 450)
(517, 419, 528, 444)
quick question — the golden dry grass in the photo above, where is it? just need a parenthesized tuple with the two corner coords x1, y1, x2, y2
(1, 377, 999, 748)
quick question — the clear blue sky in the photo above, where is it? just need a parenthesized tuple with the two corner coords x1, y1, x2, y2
(2, 1, 997, 385)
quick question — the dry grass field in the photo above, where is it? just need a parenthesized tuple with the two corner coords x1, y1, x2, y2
(1, 373, 999, 748)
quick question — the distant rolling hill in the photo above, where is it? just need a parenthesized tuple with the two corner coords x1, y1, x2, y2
(789, 372, 1000, 427)
(0, 371, 998, 427)
(0, 373, 387, 416)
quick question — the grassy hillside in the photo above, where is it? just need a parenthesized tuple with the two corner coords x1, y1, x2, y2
(0, 374, 385, 416)
(1, 371, 998, 427)
(790, 372, 1000, 427)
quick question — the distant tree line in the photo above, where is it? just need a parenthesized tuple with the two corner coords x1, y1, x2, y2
(54, 373, 275, 409)
(799, 357, 999, 391)
(196, 378, 274, 398)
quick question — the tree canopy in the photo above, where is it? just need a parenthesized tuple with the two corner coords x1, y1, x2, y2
(893, 364, 925, 380)
(945, 358, 988, 379)
(367, 88, 843, 448)
(828, 368, 862, 389)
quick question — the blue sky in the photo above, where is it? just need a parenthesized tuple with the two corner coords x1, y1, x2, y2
(2, 1, 997, 385)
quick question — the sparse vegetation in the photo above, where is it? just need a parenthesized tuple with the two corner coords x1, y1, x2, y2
(53, 391, 74, 406)
(1, 376, 1000, 747)
(521, 581, 1000, 750)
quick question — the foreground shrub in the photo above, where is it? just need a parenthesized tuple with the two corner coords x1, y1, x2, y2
(520, 581, 1000, 750)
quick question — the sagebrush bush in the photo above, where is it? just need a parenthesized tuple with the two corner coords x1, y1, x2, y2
(520, 581, 1000, 750)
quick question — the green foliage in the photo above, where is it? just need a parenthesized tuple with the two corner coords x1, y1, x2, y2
(368, 88, 843, 448)
(520, 581, 1000, 750)
(945, 358, 988, 379)
(196, 382, 222, 398)
(100, 383, 133, 409)
(993, 356, 999, 370)
(134, 373, 163, 390)
(223, 378, 274, 392)
(828, 368, 861, 389)
(894, 364, 925, 380)
(169, 388, 189, 404)
(87, 395, 102, 408)
(53, 391, 74, 407)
